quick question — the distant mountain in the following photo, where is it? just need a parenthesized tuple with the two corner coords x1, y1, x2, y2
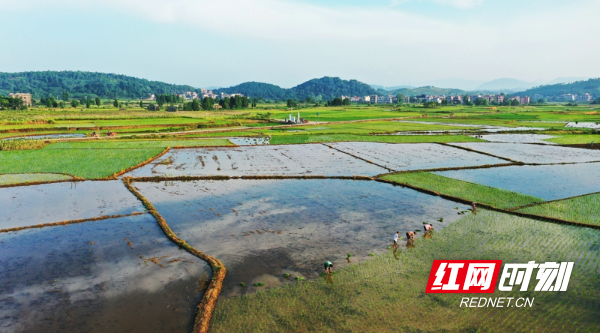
(476, 78, 537, 91)
(216, 77, 377, 101)
(370, 84, 414, 91)
(381, 86, 469, 97)
(518, 78, 600, 97)
(546, 77, 590, 85)
(214, 82, 288, 100)
(0, 71, 200, 99)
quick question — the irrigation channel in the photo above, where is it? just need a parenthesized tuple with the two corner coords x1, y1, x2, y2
(1, 138, 600, 332)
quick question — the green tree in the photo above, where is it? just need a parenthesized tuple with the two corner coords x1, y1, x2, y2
(511, 99, 520, 106)
(113, 99, 119, 107)
(95, 97, 101, 107)
(71, 99, 79, 108)
(396, 93, 405, 105)
(191, 98, 200, 111)
(62, 92, 69, 101)
(330, 97, 343, 106)
(201, 97, 214, 110)
(441, 99, 448, 106)
(286, 99, 296, 108)
(139, 100, 143, 108)
(85, 100, 91, 108)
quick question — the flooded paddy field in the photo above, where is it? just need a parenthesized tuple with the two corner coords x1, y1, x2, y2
(0, 181, 145, 229)
(435, 162, 600, 200)
(450, 142, 600, 163)
(134, 179, 470, 298)
(1, 134, 86, 140)
(475, 134, 556, 144)
(330, 142, 507, 171)
(228, 137, 270, 146)
(127, 144, 387, 177)
(0, 214, 209, 333)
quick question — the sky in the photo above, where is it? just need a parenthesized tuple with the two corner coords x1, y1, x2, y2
(1, 0, 599, 89)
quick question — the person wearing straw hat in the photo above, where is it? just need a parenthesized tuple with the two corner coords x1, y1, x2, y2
(324, 260, 333, 274)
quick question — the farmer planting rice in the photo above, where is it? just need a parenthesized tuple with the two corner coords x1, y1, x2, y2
(393, 231, 401, 248)
(406, 230, 415, 240)
(472, 202, 477, 213)
(423, 224, 433, 232)
(324, 260, 334, 274)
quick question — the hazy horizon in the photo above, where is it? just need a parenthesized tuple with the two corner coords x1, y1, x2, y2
(1, 0, 599, 89)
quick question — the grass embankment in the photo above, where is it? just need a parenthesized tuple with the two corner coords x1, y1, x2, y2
(0, 173, 73, 186)
(545, 135, 600, 144)
(270, 134, 484, 145)
(211, 210, 600, 332)
(381, 172, 544, 209)
(517, 193, 600, 225)
(0, 139, 232, 179)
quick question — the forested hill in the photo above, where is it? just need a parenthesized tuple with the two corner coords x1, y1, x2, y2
(518, 78, 600, 96)
(215, 77, 377, 101)
(0, 71, 200, 99)
(381, 86, 469, 97)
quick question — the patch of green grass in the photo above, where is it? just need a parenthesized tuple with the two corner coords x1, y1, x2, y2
(0, 146, 164, 178)
(0, 138, 233, 178)
(211, 210, 600, 332)
(0, 173, 73, 185)
(46, 139, 234, 149)
(517, 192, 600, 225)
(381, 172, 544, 209)
(270, 134, 484, 145)
(545, 135, 600, 145)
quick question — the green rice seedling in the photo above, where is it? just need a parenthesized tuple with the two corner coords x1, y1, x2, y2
(283, 273, 290, 278)
(294, 277, 304, 281)
(253, 282, 264, 287)
(347, 253, 352, 259)
(368, 253, 375, 256)
(0, 139, 47, 151)
(211, 210, 600, 332)
(381, 172, 544, 209)
(517, 192, 600, 226)
(239, 282, 246, 287)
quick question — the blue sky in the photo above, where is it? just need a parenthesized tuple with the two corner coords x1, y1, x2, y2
(1, 0, 598, 89)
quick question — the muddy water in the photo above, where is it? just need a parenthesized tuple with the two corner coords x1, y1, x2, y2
(0, 181, 145, 229)
(0, 214, 210, 333)
(135, 179, 469, 298)
(436, 163, 600, 200)
(127, 144, 387, 177)
(330, 142, 507, 171)
(450, 142, 600, 163)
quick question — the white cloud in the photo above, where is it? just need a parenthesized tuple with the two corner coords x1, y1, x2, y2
(430, 0, 484, 8)
(1, 0, 600, 84)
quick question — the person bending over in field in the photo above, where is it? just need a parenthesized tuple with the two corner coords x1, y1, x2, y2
(324, 261, 333, 274)
(406, 232, 415, 248)
(423, 224, 433, 232)
(472, 202, 477, 213)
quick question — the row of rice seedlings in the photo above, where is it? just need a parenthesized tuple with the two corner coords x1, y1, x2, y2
(0, 138, 47, 151)
(381, 172, 545, 209)
(211, 210, 600, 332)
(518, 193, 600, 226)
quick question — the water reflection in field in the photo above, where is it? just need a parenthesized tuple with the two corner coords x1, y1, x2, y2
(135, 179, 469, 297)
(436, 163, 600, 200)
(0, 181, 145, 230)
(0, 214, 209, 333)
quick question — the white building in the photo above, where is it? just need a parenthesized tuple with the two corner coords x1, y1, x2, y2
(369, 95, 378, 104)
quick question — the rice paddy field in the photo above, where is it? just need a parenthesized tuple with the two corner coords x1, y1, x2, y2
(2, 104, 600, 332)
